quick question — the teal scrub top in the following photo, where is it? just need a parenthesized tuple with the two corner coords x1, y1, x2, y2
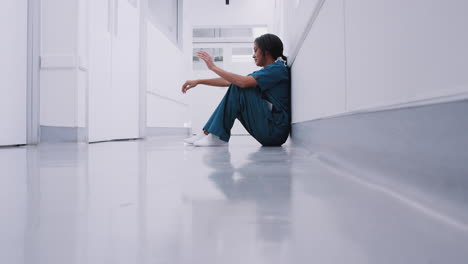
(249, 60, 291, 124)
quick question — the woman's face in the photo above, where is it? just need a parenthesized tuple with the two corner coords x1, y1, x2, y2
(253, 42, 265, 67)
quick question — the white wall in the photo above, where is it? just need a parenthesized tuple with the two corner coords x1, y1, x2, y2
(146, 21, 190, 127)
(282, 0, 321, 55)
(286, 0, 468, 123)
(345, 0, 468, 111)
(291, 0, 345, 123)
(145, 6, 191, 128)
(272, 0, 285, 39)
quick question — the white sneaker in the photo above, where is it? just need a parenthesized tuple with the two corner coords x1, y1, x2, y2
(183, 133, 207, 144)
(193, 134, 228, 147)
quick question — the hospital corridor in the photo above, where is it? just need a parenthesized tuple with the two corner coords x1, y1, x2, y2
(1, 0, 468, 263)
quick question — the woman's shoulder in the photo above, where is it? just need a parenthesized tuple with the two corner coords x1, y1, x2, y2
(249, 61, 289, 81)
(264, 61, 289, 74)
(270, 61, 290, 79)
(268, 60, 288, 68)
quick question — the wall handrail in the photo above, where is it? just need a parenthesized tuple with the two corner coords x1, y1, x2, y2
(146, 90, 189, 107)
(287, 0, 326, 66)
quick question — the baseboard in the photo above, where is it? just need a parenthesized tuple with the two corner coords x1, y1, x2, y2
(40, 126, 87, 143)
(146, 127, 190, 137)
(291, 99, 468, 226)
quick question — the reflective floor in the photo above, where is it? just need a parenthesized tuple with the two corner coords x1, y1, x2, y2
(1, 135, 467, 264)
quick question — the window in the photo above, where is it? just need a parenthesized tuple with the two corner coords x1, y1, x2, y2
(148, 0, 181, 45)
(192, 26, 268, 71)
(193, 28, 252, 39)
(193, 26, 268, 43)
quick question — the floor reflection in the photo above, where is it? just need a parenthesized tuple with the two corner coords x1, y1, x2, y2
(192, 146, 292, 264)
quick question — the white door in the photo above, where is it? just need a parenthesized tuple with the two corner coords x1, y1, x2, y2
(89, 0, 113, 142)
(111, 0, 140, 140)
(89, 0, 140, 142)
(0, 0, 28, 146)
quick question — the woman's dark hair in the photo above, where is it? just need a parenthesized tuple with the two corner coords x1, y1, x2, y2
(254, 33, 287, 63)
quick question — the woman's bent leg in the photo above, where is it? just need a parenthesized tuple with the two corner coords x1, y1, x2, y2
(203, 85, 244, 142)
(204, 84, 280, 144)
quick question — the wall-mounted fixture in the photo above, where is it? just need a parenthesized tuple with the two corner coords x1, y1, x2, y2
(226, 0, 229, 5)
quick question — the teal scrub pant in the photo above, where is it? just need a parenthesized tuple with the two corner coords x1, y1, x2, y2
(203, 84, 290, 146)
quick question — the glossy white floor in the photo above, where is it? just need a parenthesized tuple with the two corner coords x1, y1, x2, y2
(1, 135, 467, 264)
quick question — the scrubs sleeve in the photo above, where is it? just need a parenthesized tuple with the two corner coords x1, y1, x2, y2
(248, 66, 281, 92)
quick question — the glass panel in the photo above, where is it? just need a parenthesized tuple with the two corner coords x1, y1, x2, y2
(193, 48, 223, 70)
(193, 29, 216, 38)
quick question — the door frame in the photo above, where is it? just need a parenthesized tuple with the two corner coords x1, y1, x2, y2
(26, 0, 41, 144)
(139, 0, 148, 139)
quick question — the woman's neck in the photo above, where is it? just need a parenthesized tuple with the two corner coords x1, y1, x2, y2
(263, 56, 276, 67)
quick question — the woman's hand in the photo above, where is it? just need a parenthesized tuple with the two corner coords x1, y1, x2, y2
(181, 80, 198, 94)
(197, 51, 216, 71)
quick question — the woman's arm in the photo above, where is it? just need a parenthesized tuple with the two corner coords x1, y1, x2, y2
(197, 78, 231, 87)
(181, 78, 230, 94)
(197, 51, 258, 88)
(210, 67, 257, 88)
